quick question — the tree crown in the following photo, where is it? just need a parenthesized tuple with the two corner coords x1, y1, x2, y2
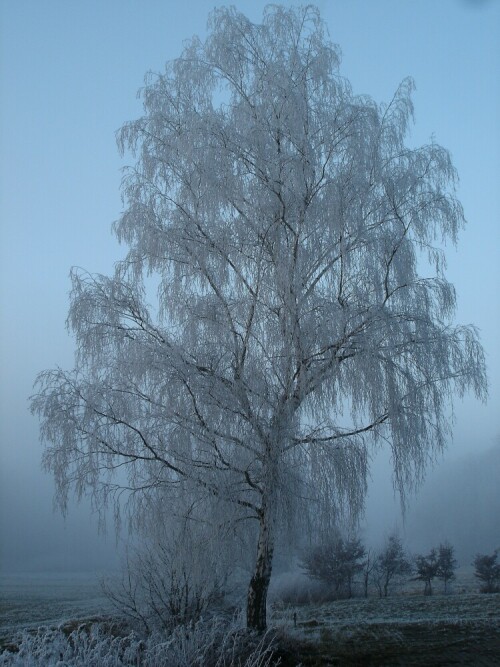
(32, 5, 487, 540)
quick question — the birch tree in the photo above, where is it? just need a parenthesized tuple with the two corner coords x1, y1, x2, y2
(31, 6, 487, 630)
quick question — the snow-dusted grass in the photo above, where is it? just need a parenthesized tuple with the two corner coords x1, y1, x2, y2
(271, 591, 500, 665)
(271, 591, 500, 632)
(0, 615, 278, 667)
(2, 586, 499, 665)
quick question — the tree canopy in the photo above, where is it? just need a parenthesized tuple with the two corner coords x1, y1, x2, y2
(32, 5, 487, 629)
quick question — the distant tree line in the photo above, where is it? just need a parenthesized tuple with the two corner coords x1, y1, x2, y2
(102, 528, 499, 631)
(301, 534, 500, 599)
(301, 533, 413, 600)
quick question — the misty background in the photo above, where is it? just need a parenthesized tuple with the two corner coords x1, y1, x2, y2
(1, 0, 499, 575)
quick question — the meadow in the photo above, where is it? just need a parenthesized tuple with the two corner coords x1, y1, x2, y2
(1, 569, 499, 665)
(270, 592, 500, 665)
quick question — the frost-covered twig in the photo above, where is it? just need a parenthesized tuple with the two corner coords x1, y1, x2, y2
(0, 615, 279, 667)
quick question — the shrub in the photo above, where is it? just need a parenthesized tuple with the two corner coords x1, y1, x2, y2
(0, 616, 278, 667)
(102, 523, 230, 632)
(301, 535, 366, 599)
(474, 550, 500, 593)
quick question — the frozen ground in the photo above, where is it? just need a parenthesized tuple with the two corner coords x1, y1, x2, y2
(271, 592, 500, 666)
(1, 570, 499, 665)
(0, 573, 113, 648)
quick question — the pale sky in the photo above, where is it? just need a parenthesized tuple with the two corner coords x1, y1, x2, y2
(1, 0, 499, 572)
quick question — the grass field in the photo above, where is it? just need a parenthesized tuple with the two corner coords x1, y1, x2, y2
(270, 592, 500, 666)
(1, 571, 499, 665)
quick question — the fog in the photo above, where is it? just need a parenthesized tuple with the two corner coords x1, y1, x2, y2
(361, 443, 500, 563)
(1, 0, 499, 576)
(0, 457, 120, 574)
(2, 436, 498, 573)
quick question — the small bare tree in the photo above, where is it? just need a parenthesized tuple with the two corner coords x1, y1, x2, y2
(436, 542, 457, 593)
(414, 549, 439, 596)
(342, 537, 366, 598)
(103, 518, 230, 632)
(373, 534, 412, 598)
(362, 548, 377, 598)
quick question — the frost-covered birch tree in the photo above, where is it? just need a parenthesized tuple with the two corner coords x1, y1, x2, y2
(32, 6, 487, 630)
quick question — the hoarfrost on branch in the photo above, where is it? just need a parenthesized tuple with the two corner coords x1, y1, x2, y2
(31, 6, 487, 629)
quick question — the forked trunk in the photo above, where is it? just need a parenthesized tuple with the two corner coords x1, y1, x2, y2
(247, 514, 274, 631)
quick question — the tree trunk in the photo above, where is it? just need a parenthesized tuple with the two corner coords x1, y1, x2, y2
(247, 513, 274, 631)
